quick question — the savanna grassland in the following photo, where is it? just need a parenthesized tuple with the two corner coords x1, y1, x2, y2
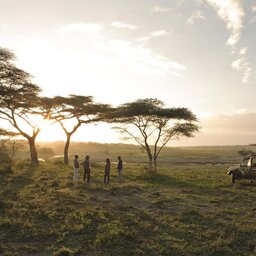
(1, 145, 256, 256)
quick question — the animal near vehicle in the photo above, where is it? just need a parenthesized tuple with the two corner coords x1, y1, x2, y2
(227, 153, 256, 183)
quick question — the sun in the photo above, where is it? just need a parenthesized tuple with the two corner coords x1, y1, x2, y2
(37, 121, 64, 142)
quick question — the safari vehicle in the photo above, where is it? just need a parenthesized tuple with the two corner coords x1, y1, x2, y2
(227, 153, 256, 183)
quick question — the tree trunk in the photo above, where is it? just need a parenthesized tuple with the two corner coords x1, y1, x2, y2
(153, 157, 157, 172)
(64, 134, 71, 165)
(149, 160, 154, 172)
(147, 153, 155, 172)
(148, 159, 157, 172)
(28, 137, 39, 165)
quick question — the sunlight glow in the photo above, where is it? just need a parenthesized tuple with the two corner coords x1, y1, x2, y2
(37, 122, 120, 144)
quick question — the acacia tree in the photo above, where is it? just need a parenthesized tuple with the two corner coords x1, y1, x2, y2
(108, 98, 199, 172)
(41, 95, 109, 165)
(0, 47, 43, 165)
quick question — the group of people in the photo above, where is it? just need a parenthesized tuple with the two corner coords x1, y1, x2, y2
(73, 155, 123, 185)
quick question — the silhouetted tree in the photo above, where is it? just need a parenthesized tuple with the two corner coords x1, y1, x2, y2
(0, 47, 43, 165)
(41, 95, 109, 165)
(107, 98, 199, 172)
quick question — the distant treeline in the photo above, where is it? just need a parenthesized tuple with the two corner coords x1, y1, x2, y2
(9, 140, 256, 164)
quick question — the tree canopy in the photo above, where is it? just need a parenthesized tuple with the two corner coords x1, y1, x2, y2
(40, 95, 110, 164)
(107, 98, 199, 171)
(0, 47, 43, 165)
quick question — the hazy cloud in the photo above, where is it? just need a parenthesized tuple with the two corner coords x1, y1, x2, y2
(109, 40, 185, 76)
(150, 30, 168, 37)
(205, 1, 254, 83)
(231, 57, 252, 83)
(176, 111, 256, 146)
(249, 5, 256, 23)
(136, 36, 150, 42)
(187, 10, 205, 24)
(239, 47, 247, 55)
(205, 0, 244, 47)
(57, 23, 183, 77)
(203, 112, 256, 133)
(135, 30, 169, 42)
(111, 21, 138, 30)
(151, 5, 174, 13)
(136, 30, 169, 42)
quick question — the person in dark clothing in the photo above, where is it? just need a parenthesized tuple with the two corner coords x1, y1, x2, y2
(104, 158, 111, 184)
(73, 155, 79, 184)
(83, 155, 91, 183)
(117, 156, 123, 180)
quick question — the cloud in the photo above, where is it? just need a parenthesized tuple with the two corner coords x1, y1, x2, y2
(150, 30, 168, 37)
(136, 36, 150, 42)
(109, 40, 186, 76)
(231, 57, 252, 83)
(111, 21, 137, 30)
(249, 6, 256, 24)
(151, 5, 174, 13)
(232, 60, 252, 84)
(203, 112, 256, 133)
(136, 30, 169, 42)
(187, 10, 205, 24)
(205, 0, 244, 47)
(56, 23, 183, 77)
(58, 23, 105, 44)
(175, 111, 256, 146)
(205, 1, 253, 83)
(239, 47, 247, 55)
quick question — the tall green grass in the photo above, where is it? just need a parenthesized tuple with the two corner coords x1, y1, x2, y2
(0, 161, 256, 255)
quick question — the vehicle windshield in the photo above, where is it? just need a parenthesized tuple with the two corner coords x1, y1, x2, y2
(251, 158, 256, 167)
(242, 158, 250, 167)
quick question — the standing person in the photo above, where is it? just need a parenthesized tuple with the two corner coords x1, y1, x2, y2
(104, 158, 111, 184)
(83, 155, 91, 183)
(73, 155, 79, 184)
(117, 156, 123, 181)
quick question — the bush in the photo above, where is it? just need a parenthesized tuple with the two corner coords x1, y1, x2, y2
(38, 147, 55, 158)
(238, 149, 254, 157)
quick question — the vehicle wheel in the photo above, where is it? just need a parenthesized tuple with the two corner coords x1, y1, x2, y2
(232, 174, 235, 183)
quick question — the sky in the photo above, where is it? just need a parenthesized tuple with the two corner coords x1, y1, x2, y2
(0, 0, 256, 146)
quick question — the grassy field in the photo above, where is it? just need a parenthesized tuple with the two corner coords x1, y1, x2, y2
(15, 141, 256, 164)
(1, 145, 256, 256)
